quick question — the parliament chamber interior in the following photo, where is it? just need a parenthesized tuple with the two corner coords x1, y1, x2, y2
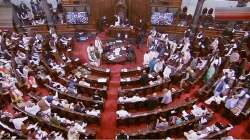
(0, 0, 250, 139)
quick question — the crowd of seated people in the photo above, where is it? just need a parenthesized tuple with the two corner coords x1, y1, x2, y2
(0, 110, 67, 139)
(155, 104, 211, 130)
(205, 61, 250, 117)
(0, 28, 107, 139)
(14, 1, 46, 26)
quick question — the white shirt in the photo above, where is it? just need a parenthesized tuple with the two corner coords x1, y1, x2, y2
(116, 109, 131, 118)
(25, 104, 41, 115)
(86, 109, 100, 116)
(163, 66, 172, 80)
(118, 96, 146, 103)
(154, 61, 164, 73)
(143, 53, 150, 65)
(11, 117, 28, 130)
(191, 105, 209, 117)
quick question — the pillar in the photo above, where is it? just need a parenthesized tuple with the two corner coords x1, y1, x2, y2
(192, 0, 205, 32)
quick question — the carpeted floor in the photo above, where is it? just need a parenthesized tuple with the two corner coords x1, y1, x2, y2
(3, 32, 249, 139)
(97, 65, 121, 139)
(72, 32, 250, 139)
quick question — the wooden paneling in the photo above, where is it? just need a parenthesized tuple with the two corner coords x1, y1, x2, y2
(128, 0, 150, 27)
(16, 0, 184, 33)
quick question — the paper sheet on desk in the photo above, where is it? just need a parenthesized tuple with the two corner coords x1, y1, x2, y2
(98, 78, 107, 83)
(123, 69, 128, 72)
(126, 78, 131, 81)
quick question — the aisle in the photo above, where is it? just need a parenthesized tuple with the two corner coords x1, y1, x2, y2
(97, 65, 121, 139)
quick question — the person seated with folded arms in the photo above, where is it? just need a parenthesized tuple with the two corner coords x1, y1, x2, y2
(161, 88, 173, 105)
(116, 106, 131, 118)
(87, 43, 100, 66)
(155, 116, 169, 130)
(116, 130, 129, 140)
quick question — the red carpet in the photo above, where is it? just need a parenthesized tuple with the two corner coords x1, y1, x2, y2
(73, 32, 148, 138)
(97, 65, 121, 139)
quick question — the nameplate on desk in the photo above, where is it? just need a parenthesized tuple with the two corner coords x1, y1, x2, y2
(106, 69, 110, 72)
(137, 67, 141, 70)
(98, 78, 107, 83)
(116, 40, 123, 43)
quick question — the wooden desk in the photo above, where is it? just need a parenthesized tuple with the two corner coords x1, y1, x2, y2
(108, 26, 136, 38)
(120, 73, 158, 88)
(117, 98, 197, 126)
(127, 118, 198, 139)
(44, 84, 103, 109)
(120, 65, 149, 78)
(119, 80, 167, 96)
(13, 105, 96, 139)
(58, 76, 107, 98)
(83, 63, 110, 77)
(29, 93, 100, 125)
(118, 89, 183, 110)
(82, 74, 109, 88)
